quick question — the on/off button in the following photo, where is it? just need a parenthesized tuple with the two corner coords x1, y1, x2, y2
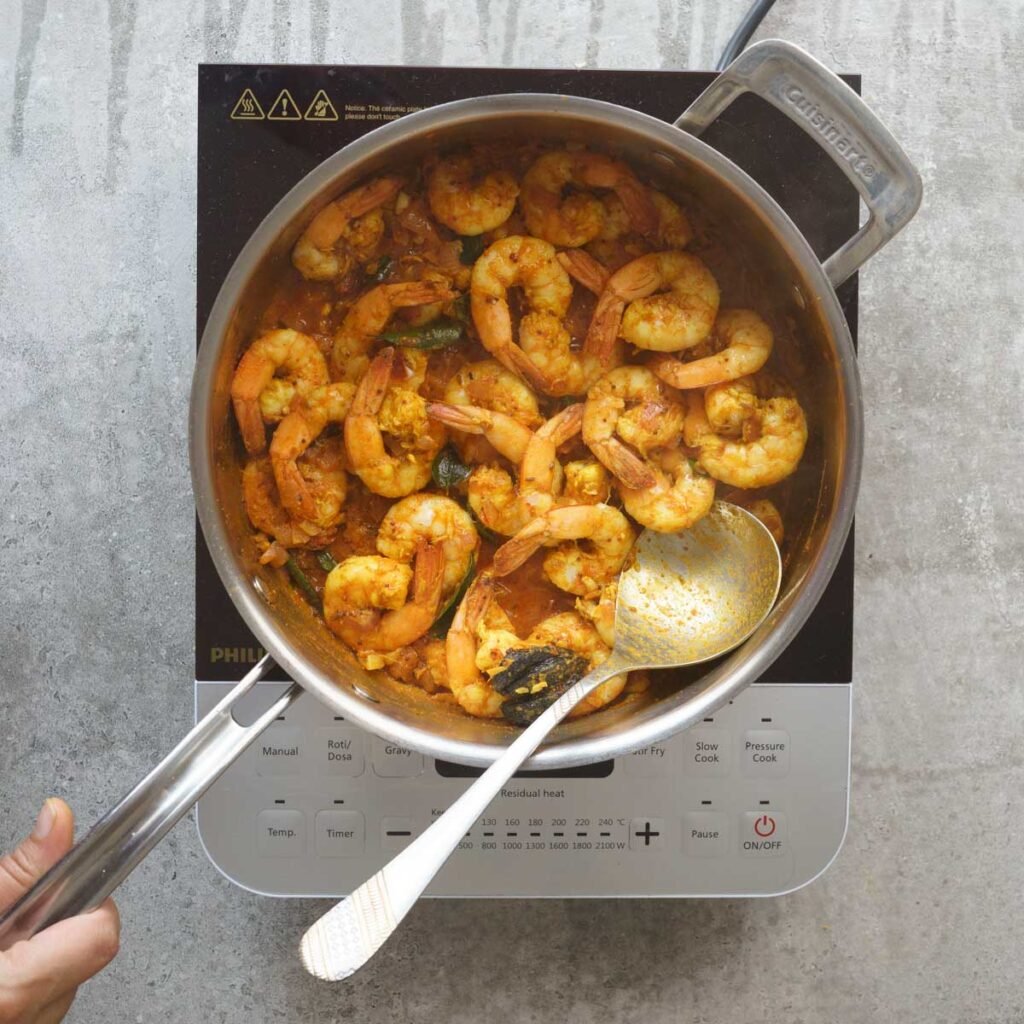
(740, 811, 786, 857)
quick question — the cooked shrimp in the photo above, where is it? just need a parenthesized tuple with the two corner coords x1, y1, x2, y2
(562, 459, 612, 505)
(471, 235, 581, 393)
(576, 581, 617, 647)
(427, 152, 519, 236)
(618, 448, 716, 533)
(377, 493, 479, 598)
(684, 377, 808, 488)
(597, 189, 693, 248)
(518, 403, 585, 518)
(446, 574, 505, 718)
(426, 403, 535, 465)
(231, 329, 329, 454)
(492, 503, 635, 597)
(520, 150, 657, 247)
(331, 280, 456, 382)
(344, 347, 445, 498)
(744, 498, 784, 546)
(518, 305, 610, 397)
(526, 611, 626, 716)
(649, 309, 773, 389)
(269, 382, 354, 522)
(242, 457, 336, 548)
(292, 176, 402, 281)
(585, 251, 720, 362)
(557, 249, 610, 296)
(323, 542, 444, 653)
(582, 366, 687, 489)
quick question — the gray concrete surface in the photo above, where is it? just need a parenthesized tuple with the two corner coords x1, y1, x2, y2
(1, 1, 1022, 1021)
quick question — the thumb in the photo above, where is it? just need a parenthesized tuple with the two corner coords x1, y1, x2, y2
(0, 799, 76, 911)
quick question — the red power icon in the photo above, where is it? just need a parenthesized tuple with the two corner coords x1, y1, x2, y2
(754, 815, 776, 838)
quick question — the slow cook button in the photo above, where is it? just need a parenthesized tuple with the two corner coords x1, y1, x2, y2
(315, 811, 365, 857)
(256, 809, 305, 857)
(681, 728, 729, 777)
(255, 726, 303, 776)
(315, 727, 365, 777)
(740, 729, 791, 777)
(740, 811, 786, 857)
(681, 812, 728, 857)
(372, 739, 424, 778)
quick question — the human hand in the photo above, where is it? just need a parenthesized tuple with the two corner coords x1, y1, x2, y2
(0, 799, 120, 1024)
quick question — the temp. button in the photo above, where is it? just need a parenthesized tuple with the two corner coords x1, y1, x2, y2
(256, 809, 305, 857)
(680, 728, 729, 777)
(741, 730, 791, 777)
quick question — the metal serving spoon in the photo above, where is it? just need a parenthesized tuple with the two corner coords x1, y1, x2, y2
(299, 501, 781, 981)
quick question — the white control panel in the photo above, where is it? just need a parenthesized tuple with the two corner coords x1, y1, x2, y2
(195, 682, 850, 897)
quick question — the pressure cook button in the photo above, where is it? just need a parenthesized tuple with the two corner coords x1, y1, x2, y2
(740, 811, 786, 857)
(741, 730, 791, 777)
(381, 817, 415, 850)
(255, 727, 303, 776)
(315, 811, 365, 857)
(681, 812, 728, 857)
(372, 739, 424, 777)
(256, 809, 305, 857)
(680, 728, 729, 777)
(623, 743, 671, 777)
(628, 818, 665, 850)
(315, 727, 365, 777)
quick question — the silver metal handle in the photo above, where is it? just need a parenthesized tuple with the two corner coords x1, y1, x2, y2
(299, 653, 631, 981)
(676, 39, 923, 288)
(0, 655, 300, 948)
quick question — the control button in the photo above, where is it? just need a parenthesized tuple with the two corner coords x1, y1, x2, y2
(681, 812, 728, 857)
(623, 743, 671, 777)
(315, 810, 365, 857)
(314, 727, 365, 777)
(680, 728, 729, 777)
(255, 726, 303, 776)
(256, 809, 305, 856)
(381, 816, 415, 850)
(628, 817, 665, 850)
(740, 811, 786, 857)
(372, 739, 424, 777)
(741, 729, 791, 777)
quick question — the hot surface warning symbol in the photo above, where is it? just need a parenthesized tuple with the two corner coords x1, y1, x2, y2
(305, 90, 339, 122)
(267, 89, 302, 120)
(230, 88, 265, 120)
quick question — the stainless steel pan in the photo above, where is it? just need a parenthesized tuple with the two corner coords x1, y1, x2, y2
(0, 41, 920, 945)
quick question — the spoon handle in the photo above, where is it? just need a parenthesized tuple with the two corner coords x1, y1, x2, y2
(299, 654, 631, 981)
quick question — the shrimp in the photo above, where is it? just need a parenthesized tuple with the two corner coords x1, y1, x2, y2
(376, 493, 479, 598)
(518, 403, 585, 518)
(331, 280, 456, 382)
(323, 542, 444, 654)
(743, 498, 785, 546)
(269, 382, 355, 522)
(576, 581, 617, 647)
(684, 377, 808, 488)
(242, 457, 336, 548)
(618, 448, 716, 533)
(520, 150, 657, 248)
(598, 189, 693, 248)
(526, 611, 626, 717)
(562, 459, 612, 505)
(231, 329, 329, 454)
(649, 309, 773, 389)
(557, 249, 611, 296)
(492, 503, 635, 597)
(446, 574, 506, 718)
(291, 176, 402, 281)
(470, 235, 582, 393)
(344, 347, 445, 498)
(518, 305, 610, 397)
(427, 151, 519, 236)
(585, 251, 720, 362)
(582, 366, 685, 489)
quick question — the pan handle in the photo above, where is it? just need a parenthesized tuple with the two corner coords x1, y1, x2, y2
(0, 655, 300, 949)
(675, 39, 922, 288)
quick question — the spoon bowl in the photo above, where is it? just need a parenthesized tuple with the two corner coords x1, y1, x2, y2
(300, 501, 782, 981)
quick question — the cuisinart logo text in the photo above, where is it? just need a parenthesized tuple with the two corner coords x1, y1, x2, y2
(781, 85, 877, 185)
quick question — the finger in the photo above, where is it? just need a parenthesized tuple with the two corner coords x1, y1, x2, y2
(0, 799, 76, 909)
(0, 899, 120, 1007)
(36, 990, 77, 1024)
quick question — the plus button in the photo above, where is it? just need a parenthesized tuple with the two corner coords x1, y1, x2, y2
(629, 817, 665, 850)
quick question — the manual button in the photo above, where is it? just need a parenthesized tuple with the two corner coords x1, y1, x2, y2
(256, 726, 303, 776)
(740, 729, 790, 777)
(740, 811, 786, 857)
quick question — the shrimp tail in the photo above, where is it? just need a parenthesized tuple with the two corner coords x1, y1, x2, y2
(557, 250, 610, 296)
(539, 402, 584, 445)
(616, 179, 659, 236)
(352, 346, 396, 416)
(592, 438, 658, 490)
(412, 540, 446, 616)
(491, 518, 550, 577)
(426, 402, 489, 434)
(232, 397, 268, 454)
(503, 342, 556, 392)
(583, 291, 625, 364)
